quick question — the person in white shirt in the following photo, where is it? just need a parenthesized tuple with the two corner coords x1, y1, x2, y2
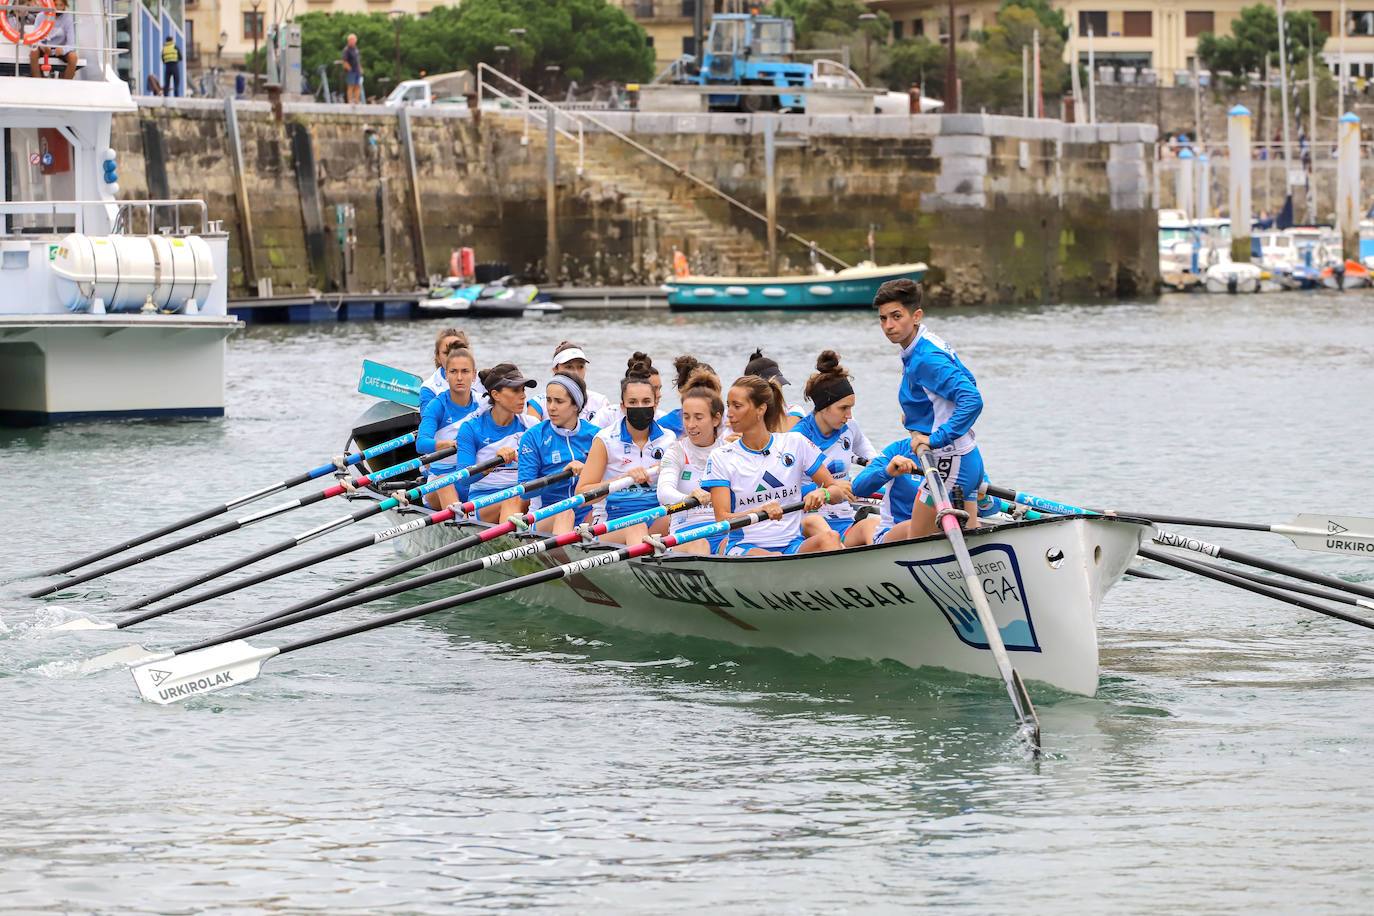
(591, 351, 664, 428)
(656, 366, 726, 555)
(525, 340, 612, 423)
(28, 0, 78, 79)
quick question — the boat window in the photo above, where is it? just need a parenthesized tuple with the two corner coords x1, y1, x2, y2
(2, 127, 77, 236)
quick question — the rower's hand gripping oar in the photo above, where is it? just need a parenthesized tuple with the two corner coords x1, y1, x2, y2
(130, 501, 798, 705)
(31, 441, 453, 600)
(916, 448, 1041, 758)
(34, 432, 418, 579)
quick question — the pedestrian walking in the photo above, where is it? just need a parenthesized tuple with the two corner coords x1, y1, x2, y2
(342, 33, 364, 104)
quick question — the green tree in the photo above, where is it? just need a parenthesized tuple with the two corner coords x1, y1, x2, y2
(960, 4, 1066, 113)
(1197, 4, 1327, 86)
(1000, 0, 1068, 42)
(881, 37, 947, 94)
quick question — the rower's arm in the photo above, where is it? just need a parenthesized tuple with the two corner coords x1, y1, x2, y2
(573, 438, 609, 500)
(924, 360, 983, 449)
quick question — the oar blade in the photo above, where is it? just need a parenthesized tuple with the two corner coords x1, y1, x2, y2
(52, 616, 115, 631)
(1278, 515, 1374, 556)
(81, 646, 170, 674)
(131, 640, 278, 705)
(358, 360, 422, 408)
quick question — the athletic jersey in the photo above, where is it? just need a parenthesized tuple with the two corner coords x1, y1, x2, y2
(419, 366, 486, 414)
(593, 418, 676, 516)
(656, 435, 720, 532)
(417, 389, 483, 474)
(590, 403, 671, 430)
(702, 431, 824, 548)
(658, 407, 684, 436)
(517, 418, 598, 510)
(852, 438, 922, 531)
(791, 414, 878, 523)
(898, 324, 981, 454)
(526, 387, 612, 424)
(454, 410, 536, 493)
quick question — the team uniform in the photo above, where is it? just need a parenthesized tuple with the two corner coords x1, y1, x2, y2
(656, 435, 727, 553)
(899, 325, 986, 504)
(454, 410, 537, 502)
(702, 431, 824, 556)
(590, 403, 672, 430)
(657, 407, 684, 436)
(416, 390, 483, 501)
(517, 418, 599, 525)
(791, 414, 878, 537)
(526, 388, 611, 424)
(591, 418, 676, 522)
(853, 439, 997, 545)
(419, 366, 486, 414)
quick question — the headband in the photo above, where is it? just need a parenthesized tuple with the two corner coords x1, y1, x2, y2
(810, 377, 854, 413)
(549, 374, 585, 411)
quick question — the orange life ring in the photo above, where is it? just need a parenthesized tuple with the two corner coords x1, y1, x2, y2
(673, 249, 689, 279)
(0, 0, 55, 44)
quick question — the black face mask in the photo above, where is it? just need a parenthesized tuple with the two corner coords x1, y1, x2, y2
(625, 406, 655, 430)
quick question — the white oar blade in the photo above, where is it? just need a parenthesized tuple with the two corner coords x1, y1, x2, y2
(131, 640, 279, 705)
(52, 617, 115, 631)
(1276, 515, 1374, 556)
(81, 646, 169, 674)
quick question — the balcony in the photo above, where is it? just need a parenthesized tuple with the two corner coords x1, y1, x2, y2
(621, 0, 697, 21)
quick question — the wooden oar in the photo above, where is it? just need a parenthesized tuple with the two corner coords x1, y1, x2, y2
(916, 449, 1041, 758)
(52, 455, 503, 626)
(130, 502, 795, 705)
(33, 431, 417, 580)
(986, 485, 1374, 602)
(988, 486, 1374, 558)
(29, 443, 453, 600)
(62, 467, 579, 632)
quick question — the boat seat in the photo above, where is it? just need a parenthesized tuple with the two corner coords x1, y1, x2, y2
(0, 58, 89, 77)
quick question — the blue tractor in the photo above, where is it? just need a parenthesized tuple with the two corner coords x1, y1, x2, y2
(678, 14, 815, 112)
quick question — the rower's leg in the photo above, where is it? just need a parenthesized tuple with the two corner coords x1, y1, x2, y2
(546, 508, 576, 535)
(428, 483, 458, 512)
(910, 498, 939, 537)
(962, 499, 980, 529)
(798, 529, 842, 554)
(648, 516, 671, 536)
(844, 516, 880, 547)
(670, 537, 709, 555)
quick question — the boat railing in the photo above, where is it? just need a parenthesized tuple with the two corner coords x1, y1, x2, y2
(0, 199, 212, 237)
(0, 1, 123, 77)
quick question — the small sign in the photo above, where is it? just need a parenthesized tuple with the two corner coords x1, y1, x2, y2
(41, 152, 52, 166)
(29, 153, 40, 165)
(1287, 170, 1306, 187)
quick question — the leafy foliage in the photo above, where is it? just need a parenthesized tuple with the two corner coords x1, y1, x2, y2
(962, 4, 1067, 111)
(1197, 4, 1328, 83)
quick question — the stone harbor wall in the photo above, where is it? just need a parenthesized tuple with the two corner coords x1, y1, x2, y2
(112, 100, 1159, 306)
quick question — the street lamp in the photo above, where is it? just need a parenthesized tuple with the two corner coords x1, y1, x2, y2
(508, 27, 526, 84)
(545, 63, 560, 94)
(389, 10, 405, 84)
(858, 12, 877, 85)
(249, 0, 262, 97)
(217, 29, 227, 70)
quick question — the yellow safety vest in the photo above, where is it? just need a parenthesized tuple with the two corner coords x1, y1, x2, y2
(162, 42, 179, 63)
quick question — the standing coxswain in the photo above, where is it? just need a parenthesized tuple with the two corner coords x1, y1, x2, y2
(525, 341, 612, 423)
(518, 373, 599, 535)
(455, 364, 537, 523)
(656, 367, 727, 555)
(873, 277, 984, 535)
(416, 344, 483, 511)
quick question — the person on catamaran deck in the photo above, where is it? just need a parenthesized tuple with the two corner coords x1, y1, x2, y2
(874, 277, 984, 535)
(576, 360, 676, 545)
(518, 372, 600, 535)
(455, 364, 537, 523)
(525, 341, 612, 423)
(656, 355, 716, 437)
(419, 328, 485, 413)
(742, 349, 805, 431)
(703, 375, 845, 556)
(591, 352, 664, 428)
(792, 350, 880, 547)
(656, 366, 728, 555)
(417, 344, 482, 511)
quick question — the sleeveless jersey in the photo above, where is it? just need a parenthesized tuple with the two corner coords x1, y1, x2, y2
(702, 431, 823, 548)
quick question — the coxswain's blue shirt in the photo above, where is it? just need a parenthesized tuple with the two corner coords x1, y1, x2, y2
(518, 418, 598, 510)
(852, 438, 922, 528)
(899, 325, 982, 452)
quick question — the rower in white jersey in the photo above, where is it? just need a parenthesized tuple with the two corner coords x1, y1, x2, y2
(656, 366, 728, 555)
(455, 363, 537, 524)
(742, 348, 806, 432)
(790, 350, 880, 547)
(590, 351, 668, 428)
(576, 360, 676, 545)
(419, 327, 486, 413)
(703, 375, 844, 556)
(524, 340, 611, 423)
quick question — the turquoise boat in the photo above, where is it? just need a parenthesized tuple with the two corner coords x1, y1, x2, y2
(664, 262, 927, 311)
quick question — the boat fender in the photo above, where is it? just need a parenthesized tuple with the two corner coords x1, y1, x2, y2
(1227, 275, 1238, 294)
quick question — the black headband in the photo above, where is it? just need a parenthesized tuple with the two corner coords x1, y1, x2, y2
(811, 378, 854, 412)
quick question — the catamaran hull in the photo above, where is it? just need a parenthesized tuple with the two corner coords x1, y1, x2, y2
(385, 513, 1148, 697)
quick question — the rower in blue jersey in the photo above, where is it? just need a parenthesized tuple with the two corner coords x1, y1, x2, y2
(851, 438, 1001, 546)
(524, 341, 611, 423)
(456, 363, 537, 523)
(703, 375, 843, 556)
(518, 373, 599, 535)
(873, 277, 984, 536)
(792, 350, 878, 547)
(417, 345, 482, 511)
(576, 360, 676, 545)
(419, 328, 486, 413)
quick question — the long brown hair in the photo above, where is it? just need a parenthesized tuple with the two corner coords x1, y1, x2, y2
(731, 374, 785, 432)
(433, 327, 469, 362)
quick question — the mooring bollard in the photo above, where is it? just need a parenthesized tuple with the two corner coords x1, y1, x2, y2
(1228, 105, 1251, 263)
(1338, 111, 1361, 262)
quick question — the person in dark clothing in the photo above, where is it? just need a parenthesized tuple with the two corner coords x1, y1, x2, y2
(162, 35, 181, 96)
(342, 33, 363, 104)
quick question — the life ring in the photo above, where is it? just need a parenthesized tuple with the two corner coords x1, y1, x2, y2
(0, 0, 55, 44)
(673, 249, 689, 279)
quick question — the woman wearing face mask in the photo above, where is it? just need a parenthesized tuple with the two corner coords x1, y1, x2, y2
(591, 352, 663, 428)
(525, 340, 612, 423)
(518, 372, 599, 535)
(576, 361, 677, 544)
(791, 350, 876, 547)
(417, 345, 483, 511)
(656, 367, 727, 555)
(455, 363, 537, 524)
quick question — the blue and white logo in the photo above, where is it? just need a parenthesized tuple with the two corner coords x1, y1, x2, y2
(896, 545, 1040, 652)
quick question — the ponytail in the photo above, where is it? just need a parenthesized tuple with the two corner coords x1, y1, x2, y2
(731, 374, 785, 432)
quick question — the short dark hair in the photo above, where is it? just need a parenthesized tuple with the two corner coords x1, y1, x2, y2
(873, 278, 922, 312)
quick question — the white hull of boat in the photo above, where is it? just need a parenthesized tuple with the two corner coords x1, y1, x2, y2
(382, 512, 1149, 697)
(1203, 264, 1262, 294)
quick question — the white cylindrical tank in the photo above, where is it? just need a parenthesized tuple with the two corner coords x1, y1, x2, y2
(51, 234, 218, 313)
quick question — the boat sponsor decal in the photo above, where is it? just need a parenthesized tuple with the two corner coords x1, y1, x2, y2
(1328, 520, 1348, 534)
(542, 547, 622, 607)
(1152, 531, 1221, 557)
(630, 564, 732, 607)
(897, 545, 1042, 653)
(628, 563, 912, 617)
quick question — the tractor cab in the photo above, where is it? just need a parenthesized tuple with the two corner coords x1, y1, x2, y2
(702, 14, 797, 82)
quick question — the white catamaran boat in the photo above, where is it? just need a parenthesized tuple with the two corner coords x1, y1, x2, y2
(0, 0, 238, 425)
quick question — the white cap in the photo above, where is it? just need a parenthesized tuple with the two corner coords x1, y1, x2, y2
(553, 346, 589, 366)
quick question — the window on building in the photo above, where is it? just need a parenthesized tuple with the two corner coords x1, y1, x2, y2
(958, 13, 970, 41)
(682, 36, 693, 56)
(913, 18, 924, 37)
(1350, 10, 1374, 34)
(1185, 11, 1213, 37)
(645, 34, 654, 47)
(893, 20, 903, 39)
(1122, 11, 1152, 37)
(1079, 10, 1107, 36)
(1314, 10, 1332, 34)
(243, 10, 263, 40)
(631, 0, 652, 17)
(680, 0, 696, 18)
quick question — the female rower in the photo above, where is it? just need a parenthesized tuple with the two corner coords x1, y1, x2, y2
(417, 345, 483, 511)
(850, 440, 997, 546)
(657, 367, 727, 555)
(592, 352, 663, 428)
(518, 373, 599, 535)
(657, 354, 716, 437)
(743, 349, 805, 431)
(525, 341, 612, 423)
(455, 363, 537, 523)
(703, 375, 844, 556)
(419, 328, 485, 412)
(791, 350, 879, 547)
(576, 361, 677, 544)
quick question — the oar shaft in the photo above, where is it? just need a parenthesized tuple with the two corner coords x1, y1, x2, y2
(1174, 553, 1374, 611)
